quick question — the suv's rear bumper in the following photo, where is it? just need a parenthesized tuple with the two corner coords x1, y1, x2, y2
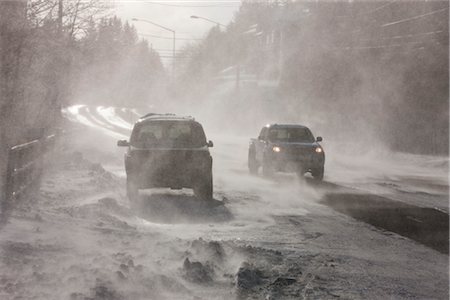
(130, 166, 209, 189)
(125, 149, 212, 189)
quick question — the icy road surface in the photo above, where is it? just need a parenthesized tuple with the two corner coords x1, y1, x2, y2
(0, 105, 448, 299)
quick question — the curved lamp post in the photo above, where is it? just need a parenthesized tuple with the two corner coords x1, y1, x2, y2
(132, 18, 176, 78)
(190, 15, 226, 28)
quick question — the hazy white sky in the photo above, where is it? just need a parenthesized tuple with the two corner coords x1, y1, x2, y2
(113, 1, 241, 64)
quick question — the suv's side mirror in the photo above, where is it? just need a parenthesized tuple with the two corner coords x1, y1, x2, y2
(207, 140, 214, 148)
(117, 140, 130, 147)
(316, 136, 323, 142)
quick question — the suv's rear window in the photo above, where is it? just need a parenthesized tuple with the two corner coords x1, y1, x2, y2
(268, 127, 314, 143)
(131, 121, 207, 148)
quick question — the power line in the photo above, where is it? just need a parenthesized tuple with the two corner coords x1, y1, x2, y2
(360, 1, 395, 16)
(153, 48, 184, 52)
(359, 30, 445, 42)
(346, 6, 448, 38)
(143, 1, 240, 8)
(338, 46, 427, 55)
(339, 34, 446, 51)
(139, 33, 203, 41)
(335, 43, 429, 54)
(343, 41, 423, 50)
(381, 7, 448, 27)
(159, 55, 190, 58)
(336, 1, 395, 18)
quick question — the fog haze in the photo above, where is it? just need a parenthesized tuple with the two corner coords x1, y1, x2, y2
(0, 1, 448, 299)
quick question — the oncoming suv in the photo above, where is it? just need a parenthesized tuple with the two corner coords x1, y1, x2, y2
(117, 114, 214, 201)
(248, 124, 325, 180)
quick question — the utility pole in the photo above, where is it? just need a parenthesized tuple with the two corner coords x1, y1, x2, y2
(55, 0, 66, 124)
(278, 29, 283, 85)
(235, 64, 240, 93)
(172, 31, 176, 79)
(58, 0, 63, 33)
(0, 0, 28, 212)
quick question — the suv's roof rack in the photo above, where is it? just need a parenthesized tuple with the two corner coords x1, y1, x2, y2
(271, 123, 306, 128)
(138, 113, 195, 121)
(140, 113, 175, 119)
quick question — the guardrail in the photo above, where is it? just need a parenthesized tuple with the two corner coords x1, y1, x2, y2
(3, 134, 56, 209)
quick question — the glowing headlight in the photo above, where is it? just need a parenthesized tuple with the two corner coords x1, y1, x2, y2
(272, 146, 281, 153)
(315, 147, 323, 153)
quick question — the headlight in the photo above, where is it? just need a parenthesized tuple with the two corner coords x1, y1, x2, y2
(315, 147, 323, 153)
(272, 146, 281, 153)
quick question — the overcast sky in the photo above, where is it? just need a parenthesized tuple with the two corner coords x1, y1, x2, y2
(114, 1, 241, 65)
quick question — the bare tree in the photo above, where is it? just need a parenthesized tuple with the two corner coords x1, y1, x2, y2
(27, 0, 110, 38)
(0, 0, 110, 208)
(0, 0, 28, 210)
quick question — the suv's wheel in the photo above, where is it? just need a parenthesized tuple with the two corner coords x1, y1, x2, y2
(262, 159, 274, 177)
(194, 172, 213, 200)
(126, 176, 139, 203)
(248, 148, 259, 175)
(296, 168, 306, 179)
(311, 166, 324, 181)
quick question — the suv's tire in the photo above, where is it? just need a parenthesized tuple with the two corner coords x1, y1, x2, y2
(311, 166, 324, 181)
(194, 172, 213, 200)
(126, 176, 139, 203)
(296, 168, 306, 179)
(262, 159, 274, 177)
(248, 148, 259, 175)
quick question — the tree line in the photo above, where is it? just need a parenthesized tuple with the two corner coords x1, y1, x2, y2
(176, 0, 449, 155)
(0, 0, 166, 202)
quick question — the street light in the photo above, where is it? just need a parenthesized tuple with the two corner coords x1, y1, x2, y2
(132, 18, 176, 78)
(190, 15, 226, 28)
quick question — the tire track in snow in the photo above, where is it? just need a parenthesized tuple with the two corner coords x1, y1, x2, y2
(62, 105, 130, 139)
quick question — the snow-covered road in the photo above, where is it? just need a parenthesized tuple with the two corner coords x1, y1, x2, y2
(62, 105, 449, 212)
(0, 105, 447, 299)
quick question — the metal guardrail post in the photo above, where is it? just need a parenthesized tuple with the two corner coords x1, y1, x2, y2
(3, 149, 14, 211)
(2, 134, 57, 210)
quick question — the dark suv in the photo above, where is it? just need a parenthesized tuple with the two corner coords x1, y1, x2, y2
(248, 124, 325, 180)
(117, 114, 214, 201)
